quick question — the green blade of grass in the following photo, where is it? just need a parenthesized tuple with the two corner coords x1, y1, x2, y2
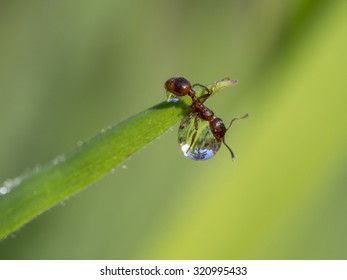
(0, 78, 236, 239)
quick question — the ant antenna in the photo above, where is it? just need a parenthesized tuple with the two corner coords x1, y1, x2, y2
(224, 113, 249, 161)
(222, 137, 235, 161)
(227, 113, 249, 130)
(191, 83, 212, 102)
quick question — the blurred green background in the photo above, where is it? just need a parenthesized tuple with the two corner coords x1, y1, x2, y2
(1, 0, 347, 259)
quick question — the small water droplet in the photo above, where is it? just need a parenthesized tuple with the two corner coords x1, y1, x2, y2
(13, 177, 21, 185)
(77, 140, 83, 146)
(166, 91, 181, 103)
(178, 114, 221, 160)
(121, 165, 127, 169)
(0, 177, 22, 195)
(33, 165, 42, 173)
(52, 155, 66, 165)
(0, 186, 8, 195)
(110, 168, 116, 173)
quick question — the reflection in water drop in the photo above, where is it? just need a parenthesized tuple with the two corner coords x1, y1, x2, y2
(178, 114, 221, 160)
(166, 91, 181, 103)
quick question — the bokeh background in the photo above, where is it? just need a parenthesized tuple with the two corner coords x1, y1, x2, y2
(1, 0, 347, 259)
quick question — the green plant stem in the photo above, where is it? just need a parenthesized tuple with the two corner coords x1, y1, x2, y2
(0, 78, 236, 239)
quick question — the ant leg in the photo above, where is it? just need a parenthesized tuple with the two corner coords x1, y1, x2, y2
(187, 116, 199, 152)
(192, 83, 210, 94)
(179, 111, 197, 152)
(226, 113, 249, 130)
(199, 79, 227, 102)
(192, 83, 212, 103)
(179, 111, 194, 129)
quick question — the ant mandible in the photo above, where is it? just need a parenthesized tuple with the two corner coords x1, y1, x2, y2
(165, 77, 248, 161)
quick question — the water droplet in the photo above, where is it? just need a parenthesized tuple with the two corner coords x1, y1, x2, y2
(77, 140, 83, 146)
(0, 177, 22, 195)
(33, 165, 42, 173)
(100, 126, 112, 134)
(0, 186, 8, 195)
(121, 165, 127, 169)
(166, 91, 181, 103)
(52, 155, 66, 165)
(178, 114, 221, 160)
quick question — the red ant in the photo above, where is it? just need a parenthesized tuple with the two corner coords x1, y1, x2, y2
(165, 77, 248, 160)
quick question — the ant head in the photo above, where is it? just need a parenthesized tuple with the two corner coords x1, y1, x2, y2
(165, 77, 193, 96)
(210, 118, 235, 161)
(210, 118, 226, 142)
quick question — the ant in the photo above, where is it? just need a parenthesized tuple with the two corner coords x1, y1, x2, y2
(165, 77, 248, 160)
